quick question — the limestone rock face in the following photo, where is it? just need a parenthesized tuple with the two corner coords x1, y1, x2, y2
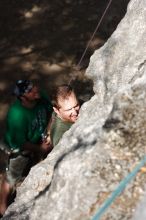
(3, 0, 146, 219)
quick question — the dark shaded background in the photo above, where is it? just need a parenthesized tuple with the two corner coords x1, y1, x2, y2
(0, 0, 130, 140)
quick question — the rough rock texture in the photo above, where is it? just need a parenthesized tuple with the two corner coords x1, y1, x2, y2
(132, 191, 146, 220)
(3, 0, 146, 219)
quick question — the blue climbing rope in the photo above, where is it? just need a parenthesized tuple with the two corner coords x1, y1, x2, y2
(92, 155, 146, 220)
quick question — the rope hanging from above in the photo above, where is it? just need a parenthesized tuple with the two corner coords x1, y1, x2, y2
(76, 0, 113, 70)
(69, 0, 113, 87)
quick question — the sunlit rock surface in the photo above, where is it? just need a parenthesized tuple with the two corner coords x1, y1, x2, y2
(3, 0, 146, 219)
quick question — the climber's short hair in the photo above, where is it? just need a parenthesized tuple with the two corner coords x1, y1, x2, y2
(51, 84, 74, 108)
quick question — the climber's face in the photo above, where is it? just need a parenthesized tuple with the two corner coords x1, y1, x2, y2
(53, 91, 80, 123)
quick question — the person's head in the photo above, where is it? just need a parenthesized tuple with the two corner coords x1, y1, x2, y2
(13, 80, 40, 102)
(52, 84, 80, 123)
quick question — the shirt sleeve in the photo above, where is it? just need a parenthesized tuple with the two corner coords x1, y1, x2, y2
(50, 114, 72, 146)
(5, 106, 28, 151)
(51, 125, 65, 146)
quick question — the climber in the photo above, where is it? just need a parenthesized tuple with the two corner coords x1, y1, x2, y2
(48, 84, 81, 146)
(0, 79, 53, 216)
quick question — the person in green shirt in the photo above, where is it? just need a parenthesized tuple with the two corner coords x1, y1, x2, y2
(0, 80, 53, 216)
(49, 84, 81, 146)
(5, 81, 52, 153)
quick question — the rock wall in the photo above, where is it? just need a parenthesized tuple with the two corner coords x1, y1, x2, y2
(3, 0, 146, 219)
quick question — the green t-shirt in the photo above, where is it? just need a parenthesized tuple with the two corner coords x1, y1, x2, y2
(50, 113, 73, 146)
(5, 92, 53, 151)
